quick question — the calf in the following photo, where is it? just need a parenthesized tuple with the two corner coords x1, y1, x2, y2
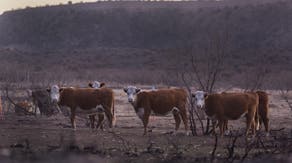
(192, 91, 259, 136)
(124, 86, 189, 135)
(47, 85, 115, 130)
(88, 81, 112, 130)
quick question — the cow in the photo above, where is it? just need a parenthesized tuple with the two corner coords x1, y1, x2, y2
(88, 81, 111, 130)
(14, 101, 33, 115)
(192, 91, 259, 136)
(123, 86, 189, 135)
(27, 89, 57, 116)
(256, 91, 270, 134)
(88, 81, 105, 89)
(217, 91, 270, 135)
(47, 85, 115, 130)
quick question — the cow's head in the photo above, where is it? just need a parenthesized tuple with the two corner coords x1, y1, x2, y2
(46, 85, 63, 104)
(123, 86, 141, 103)
(88, 81, 105, 89)
(192, 91, 208, 109)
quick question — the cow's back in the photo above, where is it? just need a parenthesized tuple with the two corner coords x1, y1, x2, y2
(205, 92, 258, 120)
(60, 88, 114, 110)
(137, 88, 187, 115)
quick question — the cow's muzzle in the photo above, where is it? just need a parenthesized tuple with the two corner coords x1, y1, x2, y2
(128, 99, 134, 103)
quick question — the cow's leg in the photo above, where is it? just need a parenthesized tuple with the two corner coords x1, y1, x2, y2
(96, 113, 105, 130)
(70, 109, 76, 130)
(141, 109, 150, 136)
(223, 120, 230, 135)
(142, 115, 150, 136)
(180, 110, 189, 136)
(218, 120, 225, 137)
(172, 112, 181, 135)
(263, 116, 270, 136)
(89, 115, 95, 129)
(103, 106, 114, 128)
(246, 109, 256, 136)
(211, 120, 217, 135)
(206, 118, 210, 134)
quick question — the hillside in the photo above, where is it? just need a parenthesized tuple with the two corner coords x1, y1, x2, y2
(0, 0, 291, 88)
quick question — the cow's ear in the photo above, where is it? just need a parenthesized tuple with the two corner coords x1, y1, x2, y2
(59, 88, 64, 93)
(88, 83, 93, 88)
(100, 82, 105, 87)
(46, 88, 51, 92)
(191, 93, 196, 97)
(136, 88, 141, 93)
(204, 92, 208, 99)
(123, 88, 127, 93)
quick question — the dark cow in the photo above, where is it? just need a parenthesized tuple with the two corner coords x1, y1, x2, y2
(27, 89, 58, 116)
(47, 85, 115, 130)
(124, 86, 189, 135)
(192, 91, 259, 136)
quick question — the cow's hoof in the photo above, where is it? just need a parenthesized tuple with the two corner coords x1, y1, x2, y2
(171, 131, 177, 136)
(224, 130, 231, 136)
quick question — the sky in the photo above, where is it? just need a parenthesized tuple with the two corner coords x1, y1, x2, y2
(0, 0, 97, 14)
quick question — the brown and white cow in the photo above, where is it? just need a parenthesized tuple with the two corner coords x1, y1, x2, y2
(88, 81, 112, 130)
(218, 91, 270, 135)
(192, 91, 259, 136)
(88, 81, 105, 89)
(47, 85, 115, 130)
(123, 86, 189, 135)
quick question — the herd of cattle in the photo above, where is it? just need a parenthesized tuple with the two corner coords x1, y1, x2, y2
(1, 81, 270, 137)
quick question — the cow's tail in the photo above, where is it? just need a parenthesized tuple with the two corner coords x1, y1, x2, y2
(112, 98, 116, 127)
(0, 102, 3, 120)
(255, 94, 260, 131)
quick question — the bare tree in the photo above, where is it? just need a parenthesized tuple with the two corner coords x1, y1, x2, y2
(178, 29, 231, 135)
(242, 49, 272, 92)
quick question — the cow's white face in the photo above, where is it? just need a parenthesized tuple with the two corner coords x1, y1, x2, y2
(89, 81, 105, 89)
(192, 91, 207, 109)
(123, 86, 141, 103)
(48, 85, 61, 103)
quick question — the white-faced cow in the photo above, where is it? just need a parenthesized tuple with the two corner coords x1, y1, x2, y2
(88, 81, 105, 89)
(47, 85, 115, 130)
(192, 91, 259, 136)
(123, 86, 189, 135)
(88, 81, 114, 130)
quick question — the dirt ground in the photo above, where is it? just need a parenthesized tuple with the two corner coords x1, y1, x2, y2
(0, 89, 292, 162)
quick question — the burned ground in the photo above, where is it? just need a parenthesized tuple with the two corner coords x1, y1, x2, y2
(0, 89, 291, 162)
